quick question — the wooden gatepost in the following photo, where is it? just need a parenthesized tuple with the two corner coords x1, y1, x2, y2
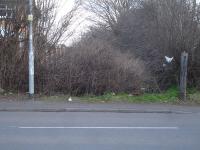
(180, 51, 188, 101)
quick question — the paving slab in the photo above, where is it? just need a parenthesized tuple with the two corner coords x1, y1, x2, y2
(0, 99, 200, 114)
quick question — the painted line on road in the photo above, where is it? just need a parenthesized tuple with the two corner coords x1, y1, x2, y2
(18, 126, 179, 130)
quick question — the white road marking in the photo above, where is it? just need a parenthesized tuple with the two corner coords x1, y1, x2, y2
(18, 126, 179, 130)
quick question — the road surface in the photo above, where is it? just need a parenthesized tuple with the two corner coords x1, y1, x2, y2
(0, 111, 199, 150)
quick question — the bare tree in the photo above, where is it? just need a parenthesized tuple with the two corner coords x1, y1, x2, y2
(84, 0, 138, 34)
(34, 0, 81, 92)
(0, 0, 81, 92)
(0, 0, 28, 91)
(84, 0, 200, 90)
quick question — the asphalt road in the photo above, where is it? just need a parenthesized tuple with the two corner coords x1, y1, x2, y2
(0, 112, 199, 150)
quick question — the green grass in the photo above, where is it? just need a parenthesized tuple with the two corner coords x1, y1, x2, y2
(80, 86, 200, 105)
(81, 86, 179, 104)
(1, 86, 198, 105)
(188, 91, 200, 105)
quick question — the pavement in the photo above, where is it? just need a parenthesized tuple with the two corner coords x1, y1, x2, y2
(0, 99, 200, 114)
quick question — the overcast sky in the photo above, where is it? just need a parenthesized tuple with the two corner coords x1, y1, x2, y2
(59, 0, 74, 18)
(58, 0, 200, 45)
(57, 0, 92, 45)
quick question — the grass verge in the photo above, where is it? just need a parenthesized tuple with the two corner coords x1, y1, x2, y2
(81, 87, 200, 105)
(0, 87, 199, 105)
(81, 87, 178, 104)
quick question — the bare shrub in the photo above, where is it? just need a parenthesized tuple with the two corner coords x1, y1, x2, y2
(84, 0, 200, 90)
(44, 38, 146, 95)
(0, 1, 28, 91)
(0, 0, 80, 92)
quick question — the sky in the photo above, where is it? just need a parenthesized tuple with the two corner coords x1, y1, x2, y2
(58, 0, 74, 18)
(58, 0, 200, 45)
(58, 0, 92, 45)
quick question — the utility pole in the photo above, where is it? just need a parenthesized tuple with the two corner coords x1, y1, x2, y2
(28, 0, 34, 97)
(180, 51, 188, 101)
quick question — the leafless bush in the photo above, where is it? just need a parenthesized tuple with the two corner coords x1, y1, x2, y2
(0, 0, 81, 92)
(34, 0, 81, 92)
(84, 0, 200, 90)
(44, 38, 146, 95)
(2, 0, 200, 95)
(0, 1, 28, 91)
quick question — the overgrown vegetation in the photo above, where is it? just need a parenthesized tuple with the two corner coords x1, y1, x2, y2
(84, 0, 200, 91)
(0, 0, 200, 100)
(45, 38, 145, 95)
(0, 86, 200, 105)
(0, 0, 80, 93)
(79, 86, 200, 104)
(81, 86, 179, 103)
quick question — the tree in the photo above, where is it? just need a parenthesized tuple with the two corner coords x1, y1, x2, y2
(0, 0, 29, 91)
(34, 0, 81, 92)
(84, 0, 138, 34)
(84, 0, 200, 90)
(0, 0, 81, 92)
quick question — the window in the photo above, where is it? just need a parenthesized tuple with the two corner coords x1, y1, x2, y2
(0, 4, 14, 19)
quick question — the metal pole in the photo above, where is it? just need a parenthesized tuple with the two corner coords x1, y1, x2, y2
(28, 0, 34, 97)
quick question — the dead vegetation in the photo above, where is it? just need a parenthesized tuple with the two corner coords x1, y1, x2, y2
(1, 0, 200, 96)
(44, 38, 145, 95)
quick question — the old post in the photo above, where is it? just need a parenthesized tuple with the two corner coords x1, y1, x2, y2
(180, 51, 188, 101)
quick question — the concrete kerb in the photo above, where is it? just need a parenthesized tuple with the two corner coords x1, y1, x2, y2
(0, 108, 193, 114)
(0, 100, 199, 114)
